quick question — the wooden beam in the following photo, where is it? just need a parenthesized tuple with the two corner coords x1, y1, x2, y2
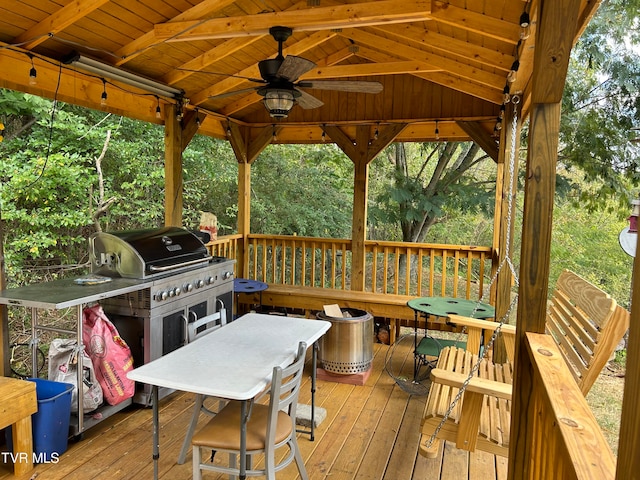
(180, 110, 204, 151)
(323, 125, 358, 160)
(12, 0, 109, 50)
(247, 126, 280, 164)
(457, 121, 499, 161)
(227, 122, 247, 163)
(301, 61, 442, 80)
(154, 0, 431, 41)
(115, 0, 239, 65)
(367, 123, 407, 160)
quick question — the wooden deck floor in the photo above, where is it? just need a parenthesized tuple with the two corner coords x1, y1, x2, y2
(0, 342, 506, 480)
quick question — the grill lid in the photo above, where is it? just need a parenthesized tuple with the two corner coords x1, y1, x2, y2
(90, 227, 212, 279)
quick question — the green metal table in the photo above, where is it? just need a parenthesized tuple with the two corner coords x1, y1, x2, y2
(407, 296, 495, 380)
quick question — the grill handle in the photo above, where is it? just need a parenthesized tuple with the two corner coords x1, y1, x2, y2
(148, 258, 210, 272)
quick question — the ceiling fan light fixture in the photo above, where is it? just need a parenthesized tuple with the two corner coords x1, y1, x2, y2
(263, 88, 296, 118)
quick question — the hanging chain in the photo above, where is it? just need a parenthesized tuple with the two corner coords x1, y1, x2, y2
(424, 95, 521, 450)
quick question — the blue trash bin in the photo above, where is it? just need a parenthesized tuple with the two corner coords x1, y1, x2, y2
(7, 378, 74, 463)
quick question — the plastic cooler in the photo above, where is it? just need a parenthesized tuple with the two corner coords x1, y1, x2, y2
(6, 378, 73, 463)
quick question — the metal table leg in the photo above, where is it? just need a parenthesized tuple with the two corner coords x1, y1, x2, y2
(152, 385, 159, 480)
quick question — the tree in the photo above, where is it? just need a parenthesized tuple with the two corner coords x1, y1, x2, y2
(369, 142, 495, 244)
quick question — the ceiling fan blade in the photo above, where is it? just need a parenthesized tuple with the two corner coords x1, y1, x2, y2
(208, 87, 259, 100)
(295, 88, 324, 109)
(297, 80, 383, 94)
(277, 56, 317, 82)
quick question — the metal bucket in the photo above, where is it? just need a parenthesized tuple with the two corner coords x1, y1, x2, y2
(317, 309, 373, 374)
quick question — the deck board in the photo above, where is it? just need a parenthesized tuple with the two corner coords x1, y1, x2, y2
(0, 342, 501, 480)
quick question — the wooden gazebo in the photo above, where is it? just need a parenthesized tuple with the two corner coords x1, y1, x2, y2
(1, 1, 639, 478)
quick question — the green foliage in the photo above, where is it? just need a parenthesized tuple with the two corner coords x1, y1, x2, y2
(250, 144, 353, 237)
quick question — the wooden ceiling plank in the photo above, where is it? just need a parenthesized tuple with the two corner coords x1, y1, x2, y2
(114, 0, 239, 65)
(343, 29, 505, 91)
(370, 24, 514, 72)
(357, 47, 502, 104)
(13, 0, 110, 50)
(430, 1, 520, 45)
(154, 0, 431, 41)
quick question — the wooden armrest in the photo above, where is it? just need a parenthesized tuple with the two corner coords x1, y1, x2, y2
(430, 368, 512, 400)
(447, 314, 516, 335)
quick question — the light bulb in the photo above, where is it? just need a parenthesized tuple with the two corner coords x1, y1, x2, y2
(29, 67, 37, 86)
(520, 12, 531, 40)
(100, 90, 107, 106)
(507, 60, 520, 83)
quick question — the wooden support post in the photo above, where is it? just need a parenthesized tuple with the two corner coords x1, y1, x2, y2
(324, 124, 406, 291)
(492, 100, 522, 363)
(229, 125, 278, 278)
(616, 233, 640, 479)
(164, 104, 183, 227)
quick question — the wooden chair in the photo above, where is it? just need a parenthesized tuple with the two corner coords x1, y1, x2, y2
(420, 269, 630, 458)
(177, 299, 227, 464)
(192, 341, 309, 480)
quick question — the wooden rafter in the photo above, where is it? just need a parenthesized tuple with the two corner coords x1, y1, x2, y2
(154, 0, 432, 42)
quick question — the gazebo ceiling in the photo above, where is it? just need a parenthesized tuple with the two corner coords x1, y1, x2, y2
(0, 0, 598, 144)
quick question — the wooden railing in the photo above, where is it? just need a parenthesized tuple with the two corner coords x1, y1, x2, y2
(208, 234, 494, 300)
(522, 332, 616, 480)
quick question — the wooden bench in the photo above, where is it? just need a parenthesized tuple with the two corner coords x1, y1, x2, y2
(0, 377, 37, 476)
(419, 269, 630, 458)
(246, 284, 468, 342)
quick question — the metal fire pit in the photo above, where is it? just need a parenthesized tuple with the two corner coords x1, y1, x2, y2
(317, 309, 373, 374)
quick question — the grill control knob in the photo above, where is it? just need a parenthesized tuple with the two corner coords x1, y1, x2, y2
(195, 279, 205, 289)
(222, 271, 232, 280)
(183, 283, 194, 293)
(206, 276, 216, 285)
(156, 291, 168, 301)
(168, 288, 176, 298)
(173, 287, 182, 296)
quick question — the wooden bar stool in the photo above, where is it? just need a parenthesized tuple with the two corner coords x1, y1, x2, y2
(0, 377, 37, 476)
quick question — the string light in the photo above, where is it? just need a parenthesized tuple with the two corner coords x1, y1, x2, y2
(519, 11, 531, 40)
(272, 124, 277, 141)
(321, 125, 326, 142)
(503, 85, 511, 104)
(155, 96, 162, 119)
(507, 60, 520, 83)
(195, 108, 201, 127)
(100, 79, 107, 106)
(374, 123, 379, 140)
(226, 120, 232, 137)
(435, 120, 440, 140)
(28, 54, 37, 86)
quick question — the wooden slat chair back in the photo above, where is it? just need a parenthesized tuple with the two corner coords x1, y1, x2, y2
(546, 269, 626, 395)
(420, 270, 629, 459)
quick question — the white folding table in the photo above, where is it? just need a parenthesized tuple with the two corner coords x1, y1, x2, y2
(127, 312, 331, 480)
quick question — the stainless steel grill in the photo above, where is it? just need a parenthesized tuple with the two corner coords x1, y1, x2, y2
(89, 227, 235, 405)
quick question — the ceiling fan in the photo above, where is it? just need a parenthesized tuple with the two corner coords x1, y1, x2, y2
(209, 26, 383, 118)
